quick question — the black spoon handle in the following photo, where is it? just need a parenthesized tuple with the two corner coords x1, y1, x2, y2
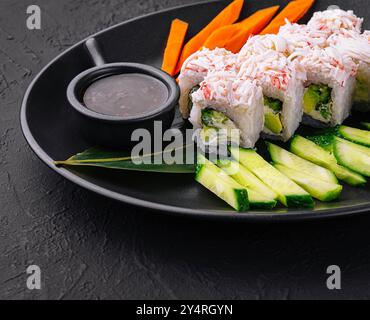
(85, 38, 106, 67)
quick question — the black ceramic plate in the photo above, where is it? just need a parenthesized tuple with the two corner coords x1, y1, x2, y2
(21, 0, 370, 221)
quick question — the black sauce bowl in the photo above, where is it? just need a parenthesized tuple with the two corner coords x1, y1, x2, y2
(67, 38, 179, 149)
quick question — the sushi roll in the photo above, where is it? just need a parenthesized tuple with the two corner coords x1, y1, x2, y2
(189, 71, 264, 148)
(290, 46, 358, 126)
(238, 35, 306, 141)
(280, 8, 368, 114)
(178, 47, 237, 119)
(327, 30, 370, 111)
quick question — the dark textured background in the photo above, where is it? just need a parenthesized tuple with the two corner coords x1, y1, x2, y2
(1, 0, 370, 300)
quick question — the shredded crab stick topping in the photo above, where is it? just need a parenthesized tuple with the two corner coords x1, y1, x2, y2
(364, 30, 370, 41)
(278, 20, 330, 52)
(238, 35, 306, 90)
(307, 8, 363, 35)
(194, 72, 261, 106)
(180, 48, 237, 78)
(238, 34, 289, 57)
(238, 49, 305, 91)
(279, 8, 365, 53)
(290, 46, 358, 87)
(327, 30, 370, 65)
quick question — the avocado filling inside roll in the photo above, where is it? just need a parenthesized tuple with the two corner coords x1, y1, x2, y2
(354, 76, 370, 105)
(188, 85, 200, 112)
(200, 108, 239, 144)
(303, 84, 333, 123)
(263, 96, 283, 135)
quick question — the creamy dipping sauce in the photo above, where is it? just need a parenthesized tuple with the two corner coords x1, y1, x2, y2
(83, 73, 168, 117)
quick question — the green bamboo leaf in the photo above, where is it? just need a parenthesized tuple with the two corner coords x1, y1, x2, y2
(56, 160, 195, 173)
(55, 144, 196, 174)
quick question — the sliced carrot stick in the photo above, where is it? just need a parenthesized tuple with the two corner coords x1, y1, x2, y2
(260, 0, 315, 35)
(162, 19, 189, 76)
(223, 5, 280, 53)
(174, 0, 244, 74)
(203, 23, 243, 50)
(292, 0, 316, 22)
(204, 6, 279, 51)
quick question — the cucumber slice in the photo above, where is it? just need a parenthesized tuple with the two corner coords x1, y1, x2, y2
(217, 159, 278, 208)
(243, 188, 277, 209)
(290, 135, 335, 166)
(206, 159, 275, 209)
(230, 147, 314, 208)
(218, 159, 278, 200)
(201, 157, 277, 209)
(290, 135, 366, 186)
(333, 137, 370, 177)
(337, 125, 370, 147)
(267, 142, 338, 184)
(337, 138, 370, 158)
(196, 155, 249, 211)
(264, 96, 283, 112)
(274, 164, 343, 202)
(331, 165, 366, 186)
(361, 122, 370, 130)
